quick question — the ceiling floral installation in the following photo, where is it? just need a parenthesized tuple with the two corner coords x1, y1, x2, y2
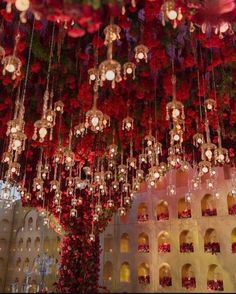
(0, 0, 236, 292)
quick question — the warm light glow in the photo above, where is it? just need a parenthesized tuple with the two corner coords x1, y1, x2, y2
(105, 70, 115, 81)
(15, 0, 30, 12)
(167, 10, 177, 20)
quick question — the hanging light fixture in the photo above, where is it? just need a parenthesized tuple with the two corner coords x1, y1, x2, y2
(85, 90, 110, 133)
(2, 33, 22, 80)
(160, 0, 183, 28)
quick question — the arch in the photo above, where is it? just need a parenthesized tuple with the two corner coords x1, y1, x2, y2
(201, 194, 217, 216)
(16, 257, 21, 270)
(158, 231, 170, 253)
(137, 202, 148, 222)
(0, 238, 7, 252)
(231, 228, 236, 253)
(178, 198, 191, 219)
(43, 236, 50, 252)
(23, 258, 30, 272)
(228, 194, 236, 215)
(104, 234, 113, 253)
(138, 262, 150, 284)
(138, 232, 149, 253)
(120, 233, 129, 253)
(204, 229, 220, 254)
(179, 230, 194, 253)
(103, 261, 113, 282)
(27, 217, 33, 231)
(36, 217, 41, 230)
(120, 262, 131, 283)
(207, 264, 224, 291)
(159, 263, 172, 287)
(156, 200, 169, 221)
(34, 237, 40, 251)
(26, 238, 31, 251)
(1, 219, 9, 232)
(18, 238, 23, 250)
(182, 264, 196, 289)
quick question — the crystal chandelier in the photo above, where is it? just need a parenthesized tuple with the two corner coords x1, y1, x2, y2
(2, 33, 22, 80)
(84, 90, 110, 133)
(88, 24, 138, 89)
(160, 0, 183, 28)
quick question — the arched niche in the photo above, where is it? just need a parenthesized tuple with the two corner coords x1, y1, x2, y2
(120, 233, 129, 253)
(36, 217, 40, 230)
(26, 238, 31, 251)
(201, 194, 217, 216)
(137, 203, 148, 222)
(156, 200, 169, 221)
(0, 238, 7, 252)
(158, 231, 170, 253)
(103, 261, 113, 282)
(182, 263, 196, 289)
(207, 264, 224, 291)
(178, 198, 191, 219)
(159, 264, 172, 287)
(231, 228, 236, 253)
(104, 234, 113, 253)
(18, 238, 23, 251)
(138, 262, 150, 284)
(204, 228, 220, 254)
(179, 230, 194, 253)
(27, 217, 33, 231)
(34, 237, 40, 251)
(228, 194, 236, 215)
(16, 257, 21, 270)
(1, 219, 9, 232)
(43, 236, 50, 252)
(120, 262, 131, 283)
(138, 233, 149, 253)
(23, 258, 30, 272)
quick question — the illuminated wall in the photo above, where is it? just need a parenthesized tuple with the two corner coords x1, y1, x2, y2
(100, 167, 236, 293)
(0, 200, 61, 293)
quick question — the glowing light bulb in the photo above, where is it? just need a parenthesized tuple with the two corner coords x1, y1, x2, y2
(90, 74, 96, 81)
(173, 134, 180, 141)
(218, 154, 225, 161)
(5, 63, 15, 73)
(105, 70, 115, 81)
(219, 22, 229, 33)
(39, 127, 47, 139)
(172, 108, 180, 118)
(11, 127, 17, 133)
(13, 139, 22, 150)
(137, 52, 144, 60)
(126, 122, 132, 129)
(202, 166, 208, 173)
(126, 67, 133, 74)
(66, 157, 72, 163)
(205, 150, 212, 159)
(154, 172, 160, 179)
(167, 10, 177, 20)
(197, 138, 203, 144)
(11, 167, 16, 173)
(91, 116, 99, 127)
(207, 103, 213, 110)
(15, 0, 30, 12)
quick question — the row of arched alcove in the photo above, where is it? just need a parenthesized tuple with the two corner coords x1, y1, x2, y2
(104, 262, 224, 290)
(134, 194, 236, 223)
(104, 228, 236, 254)
(12, 236, 61, 252)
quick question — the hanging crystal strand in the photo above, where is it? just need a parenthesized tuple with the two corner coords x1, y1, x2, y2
(33, 23, 56, 142)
